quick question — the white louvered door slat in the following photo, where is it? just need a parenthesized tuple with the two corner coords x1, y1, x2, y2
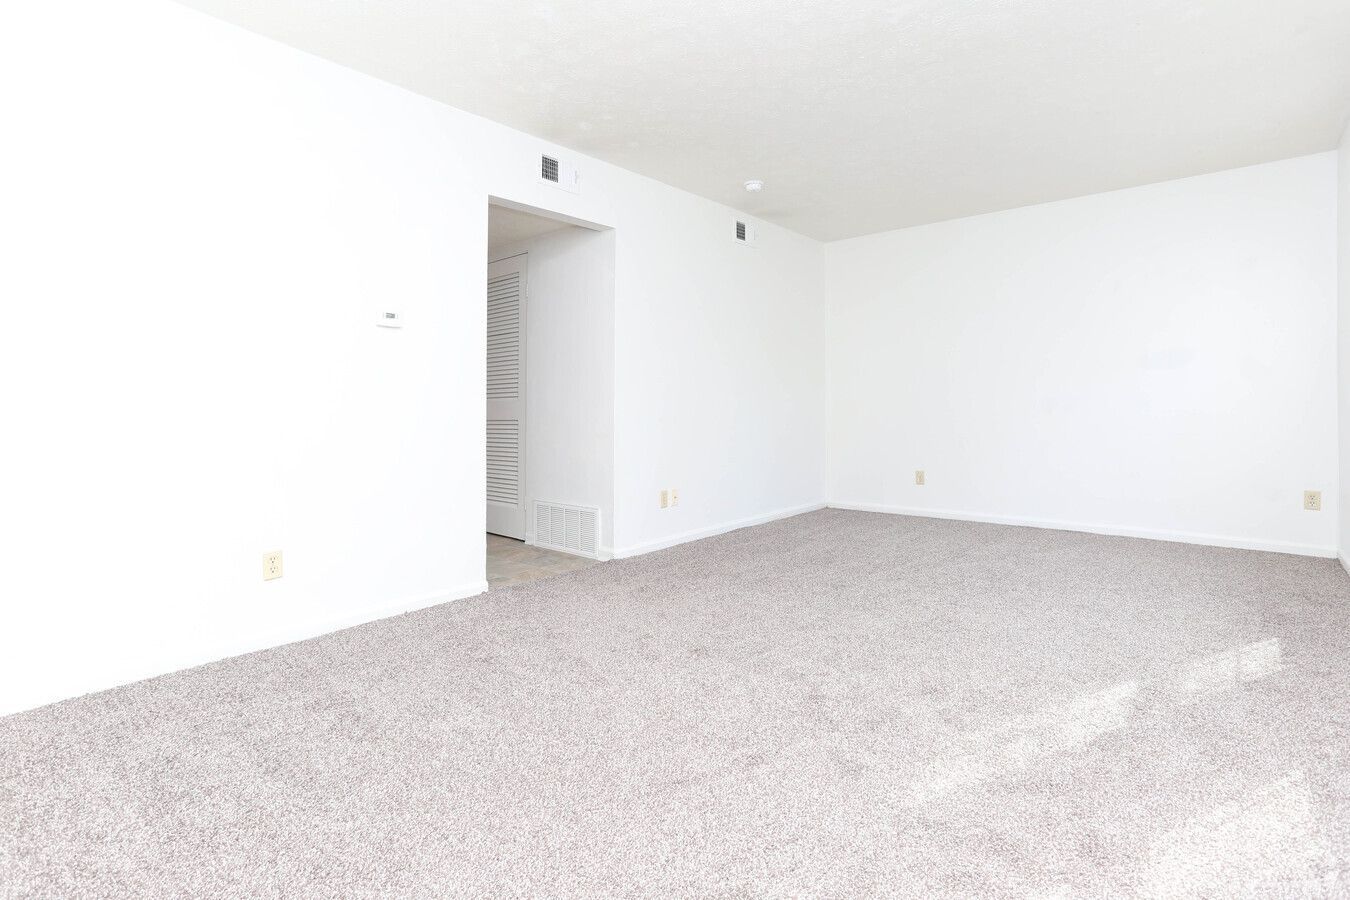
(486, 254, 526, 539)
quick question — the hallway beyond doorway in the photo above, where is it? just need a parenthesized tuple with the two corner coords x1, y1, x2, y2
(486, 533, 599, 588)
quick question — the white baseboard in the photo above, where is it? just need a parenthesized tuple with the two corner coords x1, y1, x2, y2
(1339, 553, 1350, 576)
(270, 581, 490, 643)
(603, 501, 827, 560)
(196, 581, 490, 676)
(829, 501, 1338, 559)
(1, 580, 489, 719)
(524, 535, 605, 561)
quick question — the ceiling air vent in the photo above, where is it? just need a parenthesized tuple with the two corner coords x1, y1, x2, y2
(534, 501, 600, 558)
(540, 154, 560, 183)
(732, 218, 757, 246)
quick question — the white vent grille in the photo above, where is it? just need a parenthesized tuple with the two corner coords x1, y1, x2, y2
(540, 155, 560, 183)
(486, 420, 520, 505)
(732, 218, 756, 246)
(538, 152, 581, 193)
(534, 501, 600, 558)
(487, 271, 521, 399)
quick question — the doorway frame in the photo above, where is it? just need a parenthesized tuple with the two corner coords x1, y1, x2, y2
(482, 195, 614, 569)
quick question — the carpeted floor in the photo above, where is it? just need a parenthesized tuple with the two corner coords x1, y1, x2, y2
(3, 509, 1350, 898)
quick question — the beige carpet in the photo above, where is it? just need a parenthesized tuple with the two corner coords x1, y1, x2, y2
(3, 509, 1349, 897)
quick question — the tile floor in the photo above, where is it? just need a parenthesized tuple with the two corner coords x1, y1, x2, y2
(486, 533, 599, 588)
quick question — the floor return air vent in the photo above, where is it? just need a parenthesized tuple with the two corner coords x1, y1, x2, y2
(534, 501, 600, 558)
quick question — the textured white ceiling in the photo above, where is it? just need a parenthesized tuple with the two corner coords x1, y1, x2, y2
(175, 0, 1350, 240)
(488, 204, 572, 254)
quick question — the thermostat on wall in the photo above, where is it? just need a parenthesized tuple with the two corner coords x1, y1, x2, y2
(377, 310, 403, 328)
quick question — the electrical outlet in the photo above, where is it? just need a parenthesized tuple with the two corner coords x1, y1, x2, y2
(263, 551, 283, 580)
(915, 470, 925, 486)
(670, 488, 679, 506)
(659, 489, 669, 509)
(1304, 490, 1321, 512)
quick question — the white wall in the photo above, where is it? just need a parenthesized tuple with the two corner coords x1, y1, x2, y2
(0, 0, 827, 716)
(1338, 122, 1350, 566)
(827, 154, 1340, 556)
(611, 199, 828, 557)
(4, 0, 1329, 719)
(489, 225, 617, 551)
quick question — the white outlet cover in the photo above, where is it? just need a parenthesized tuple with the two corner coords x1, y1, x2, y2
(377, 310, 403, 328)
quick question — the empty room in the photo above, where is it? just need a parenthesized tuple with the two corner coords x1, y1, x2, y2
(2, 0, 1350, 896)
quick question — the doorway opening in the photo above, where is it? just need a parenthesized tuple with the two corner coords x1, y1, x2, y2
(485, 199, 614, 587)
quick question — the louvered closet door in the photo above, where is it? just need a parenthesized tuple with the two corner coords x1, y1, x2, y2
(486, 253, 527, 539)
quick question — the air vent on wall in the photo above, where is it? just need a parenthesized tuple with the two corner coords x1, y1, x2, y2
(534, 501, 600, 558)
(733, 217, 757, 246)
(539, 153, 581, 193)
(540, 155, 560, 183)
